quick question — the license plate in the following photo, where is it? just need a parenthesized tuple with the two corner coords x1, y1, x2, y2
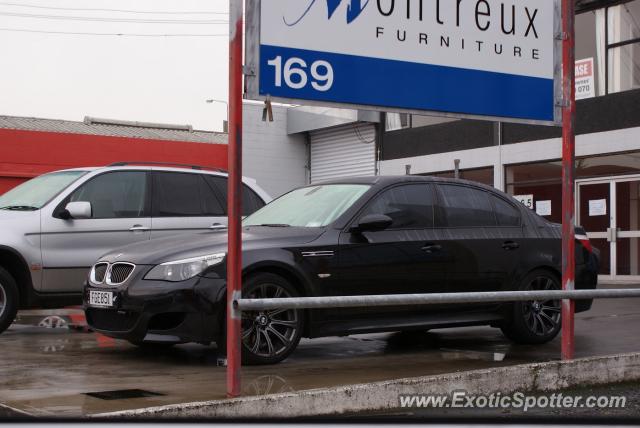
(89, 290, 114, 308)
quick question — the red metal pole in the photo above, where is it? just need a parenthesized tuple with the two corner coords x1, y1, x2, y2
(226, 0, 244, 397)
(561, 0, 576, 360)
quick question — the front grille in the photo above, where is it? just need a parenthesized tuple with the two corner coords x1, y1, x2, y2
(86, 308, 139, 332)
(107, 263, 135, 285)
(91, 262, 109, 284)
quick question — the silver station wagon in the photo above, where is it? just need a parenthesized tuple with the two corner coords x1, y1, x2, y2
(0, 162, 270, 334)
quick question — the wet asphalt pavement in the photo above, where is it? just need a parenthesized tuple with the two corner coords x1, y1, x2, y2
(0, 286, 639, 418)
(363, 381, 640, 421)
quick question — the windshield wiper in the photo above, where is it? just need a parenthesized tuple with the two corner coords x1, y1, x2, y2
(255, 223, 291, 227)
(0, 205, 38, 211)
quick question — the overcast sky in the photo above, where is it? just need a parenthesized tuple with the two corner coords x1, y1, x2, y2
(0, 0, 230, 132)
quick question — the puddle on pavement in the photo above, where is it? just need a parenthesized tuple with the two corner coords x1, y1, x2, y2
(5, 392, 176, 417)
(2, 299, 637, 417)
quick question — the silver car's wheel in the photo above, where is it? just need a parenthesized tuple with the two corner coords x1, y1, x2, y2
(0, 267, 19, 335)
(38, 315, 68, 329)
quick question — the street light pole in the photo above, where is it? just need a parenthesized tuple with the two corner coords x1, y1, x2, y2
(206, 99, 230, 133)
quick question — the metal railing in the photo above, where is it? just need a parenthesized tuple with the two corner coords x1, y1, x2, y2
(228, 288, 640, 397)
(235, 288, 640, 312)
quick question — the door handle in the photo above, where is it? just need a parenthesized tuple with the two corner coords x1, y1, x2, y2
(502, 241, 520, 250)
(421, 244, 442, 253)
(210, 223, 227, 230)
(129, 225, 150, 232)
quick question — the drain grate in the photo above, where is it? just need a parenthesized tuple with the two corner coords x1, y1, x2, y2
(84, 389, 164, 400)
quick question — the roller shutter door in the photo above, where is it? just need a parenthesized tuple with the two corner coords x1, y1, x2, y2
(309, 124, 376, 183)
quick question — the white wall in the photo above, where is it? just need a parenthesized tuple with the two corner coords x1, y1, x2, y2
(243, 102, 308, 198)
(379, 126, 640, 191)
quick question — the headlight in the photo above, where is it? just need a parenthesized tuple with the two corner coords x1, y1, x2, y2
(144, 253, 226, 282)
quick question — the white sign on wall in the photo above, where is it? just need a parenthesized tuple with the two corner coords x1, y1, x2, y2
(575, 57, 595, 100)
(536, 200, 552, 216)
(246, 0, 561, 125)
(514, 194, 534, 210)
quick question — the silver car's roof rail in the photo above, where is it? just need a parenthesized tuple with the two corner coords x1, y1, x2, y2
(108, 161, 227, 174)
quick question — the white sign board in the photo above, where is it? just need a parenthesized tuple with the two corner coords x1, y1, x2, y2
(575, 57, 595, 100)
(589, 199, 607, 216)
(514, 194, 534, 210)
(536, 200, 552, 216)
(246, 0, 561, 125)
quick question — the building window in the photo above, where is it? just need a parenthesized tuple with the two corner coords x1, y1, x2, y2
(607, 1, 640, 93)
(385, 113, 411, 131)
(603, 1, 640, 94)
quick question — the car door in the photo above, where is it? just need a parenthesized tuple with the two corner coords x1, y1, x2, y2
(40, 171, 151, 292)
(150, 172, 227, 239)
(332, 183, 451, 321)
(435, 184, 524, 298)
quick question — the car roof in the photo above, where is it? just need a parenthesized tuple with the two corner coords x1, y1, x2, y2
(52, 165, 229, 177)
(311, 175, 498, 192)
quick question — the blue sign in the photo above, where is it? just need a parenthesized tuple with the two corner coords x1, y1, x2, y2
(248, 0, 559, 124)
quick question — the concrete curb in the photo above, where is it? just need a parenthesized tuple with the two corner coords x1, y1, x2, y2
(94, 352, 640, 418)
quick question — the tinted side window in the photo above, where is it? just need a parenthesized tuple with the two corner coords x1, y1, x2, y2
(69, 171, 147, 219)
(152, 173, 224, 217)
(206, 176, 266, 216)
(153, 173, 200, 217)
(437, 185, 496, 227)
(200, 177, 225, 216)
(492, 195, 521, 226)
(244, 186, 266, 213)
(360, 184, 435, 229)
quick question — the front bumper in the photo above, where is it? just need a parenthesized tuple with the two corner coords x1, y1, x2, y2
(83, 272, 226, 344)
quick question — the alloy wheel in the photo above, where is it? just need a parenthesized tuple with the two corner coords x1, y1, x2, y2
(241, 283, 300, 358)
(522, 276, 561, 336)
(0, 282, 6, 319)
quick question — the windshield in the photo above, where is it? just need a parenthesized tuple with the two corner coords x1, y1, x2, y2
(0, 170, 87, 210)
(243, 184, 370, 228)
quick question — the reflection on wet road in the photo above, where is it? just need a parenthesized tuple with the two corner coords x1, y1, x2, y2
(1, 296, 639, 417)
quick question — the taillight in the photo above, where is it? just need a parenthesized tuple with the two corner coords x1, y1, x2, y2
(575, 233, 593, 253)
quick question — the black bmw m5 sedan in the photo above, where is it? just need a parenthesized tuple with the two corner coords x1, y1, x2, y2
(84, 176, 599, 364)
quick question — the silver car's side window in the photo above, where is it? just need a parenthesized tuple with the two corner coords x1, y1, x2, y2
(69, 171, 147, 219)
(152, 172, 225, 217)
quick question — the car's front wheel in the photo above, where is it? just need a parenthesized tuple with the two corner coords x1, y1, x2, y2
(0, 267, 19, 335)
(501, 269, 562, 344)
(239, 273, 304, 365)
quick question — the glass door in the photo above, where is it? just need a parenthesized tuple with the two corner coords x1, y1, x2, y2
(614, 179, 640, 278)
(577, 174, 640, 279)
(576, 180, 612, 277)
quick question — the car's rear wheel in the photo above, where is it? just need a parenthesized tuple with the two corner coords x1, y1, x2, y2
(501, 269, 562, 344)
(0, 267, 19, 335)
(239, 273, 303, 365)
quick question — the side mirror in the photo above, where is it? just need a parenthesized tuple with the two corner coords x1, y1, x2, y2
(352, 214, 393, 233)
(61, 201, 92, 220)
